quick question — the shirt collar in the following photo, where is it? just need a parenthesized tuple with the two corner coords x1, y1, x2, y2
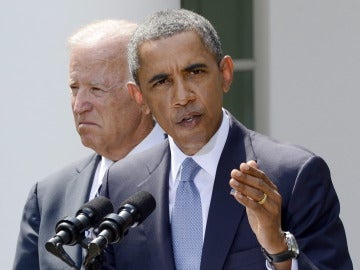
(169, 108, 230, 180)
(96, 156, 114, 187)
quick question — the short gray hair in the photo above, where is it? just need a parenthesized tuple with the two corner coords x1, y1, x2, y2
(128, 9, 223, 84)
(68, 19, 137, 50)
(67, 19, 138, 84)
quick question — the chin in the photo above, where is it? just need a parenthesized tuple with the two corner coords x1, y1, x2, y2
(177, 137, 207, 155)
(80, 136, 95, 148)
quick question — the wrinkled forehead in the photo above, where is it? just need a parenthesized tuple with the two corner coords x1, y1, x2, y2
(69, 57, 128, 89)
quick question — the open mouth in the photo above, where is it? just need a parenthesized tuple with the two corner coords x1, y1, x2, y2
(178, 114, 201, 127)
(184, 116, 195, 122)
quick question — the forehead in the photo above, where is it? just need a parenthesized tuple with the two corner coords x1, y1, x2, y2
(70, 44, 125, 67)
(138, 31, 215, 72)
(69, 46, 127, 82)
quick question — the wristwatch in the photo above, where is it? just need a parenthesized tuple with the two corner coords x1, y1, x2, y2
(261, 231, 299, 264)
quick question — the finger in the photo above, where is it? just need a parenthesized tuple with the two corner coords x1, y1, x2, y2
(247, 160, 258, 169)
(230, 185, 281, 220)
(231, 189, 271, 211)
(229, 177, 267, 203)
(229, 170, 272, 204)
(230, 167, 282, 207)
(240, 162, 278, 190)
(231, 168, 273, 196)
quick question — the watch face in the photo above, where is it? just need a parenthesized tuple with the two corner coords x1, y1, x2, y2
(285, 231, 299, 256)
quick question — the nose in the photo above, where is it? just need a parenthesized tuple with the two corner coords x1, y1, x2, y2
(173, 80, 195, 106)
(72, 88, 92, 114)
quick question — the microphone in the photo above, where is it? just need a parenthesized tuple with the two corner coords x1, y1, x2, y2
(45, 196, 114, 255)
(84, 190, 156, 266)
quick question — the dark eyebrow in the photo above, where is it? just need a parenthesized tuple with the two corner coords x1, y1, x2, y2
(148, 73, 169, 84)
(147, 63, 207, 84)
(183, 63, 207, 72)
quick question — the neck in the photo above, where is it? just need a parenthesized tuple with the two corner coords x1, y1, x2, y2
(101, 116, 155, 161)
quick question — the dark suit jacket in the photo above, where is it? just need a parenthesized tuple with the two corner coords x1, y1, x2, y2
(13, 154, 100, 270)
(101, 114, 352, 270)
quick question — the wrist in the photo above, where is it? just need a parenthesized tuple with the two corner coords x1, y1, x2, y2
(264, 231, 288, 254)
(262, 231, 299, 264)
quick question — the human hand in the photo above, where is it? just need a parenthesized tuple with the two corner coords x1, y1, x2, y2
(229, 160, 287, 254)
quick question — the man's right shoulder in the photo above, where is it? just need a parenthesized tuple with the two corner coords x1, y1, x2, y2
(109, 140, 168, 175)
(37, 153, 99, 187)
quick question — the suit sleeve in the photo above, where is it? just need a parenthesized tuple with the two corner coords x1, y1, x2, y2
(286, 156, 353, 269)
(12, 183, 41, 270)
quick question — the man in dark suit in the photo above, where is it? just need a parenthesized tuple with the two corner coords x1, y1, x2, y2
(100, 9, 353, 270)
(13, 20, 165, 270)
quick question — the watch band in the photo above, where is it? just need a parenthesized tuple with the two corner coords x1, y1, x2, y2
(261, 231, 299, 264)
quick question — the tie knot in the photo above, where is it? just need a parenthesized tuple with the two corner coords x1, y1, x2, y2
(181, 158, 201, 182)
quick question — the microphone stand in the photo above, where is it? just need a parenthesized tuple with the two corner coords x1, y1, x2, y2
(83, 251, 106, 270)
(83, 236, 109, 270)
(45, 238, 80, 270)
(45, 234, 105, 270)
(81, 234, 108, 270)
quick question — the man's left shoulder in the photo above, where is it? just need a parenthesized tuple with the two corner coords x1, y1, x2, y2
(251, 130, 314, 158)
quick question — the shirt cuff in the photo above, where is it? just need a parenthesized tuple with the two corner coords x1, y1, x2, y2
(265, 259, 298, 270)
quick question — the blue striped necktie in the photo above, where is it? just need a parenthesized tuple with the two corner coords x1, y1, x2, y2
(172, 157, 203, 270)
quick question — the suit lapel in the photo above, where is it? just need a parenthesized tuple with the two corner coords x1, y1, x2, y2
(138, 142, 177, 270)
(63, 154, 100, 267)
(201, 115, 256, 269)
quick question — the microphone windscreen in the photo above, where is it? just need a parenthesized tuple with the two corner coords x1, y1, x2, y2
(119, 190, 156, 223)
(77, 196, 114, 224)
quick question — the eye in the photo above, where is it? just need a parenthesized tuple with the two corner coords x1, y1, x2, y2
(186, 68, 205, 79)
(153, 78, 167, 87)
(191, 69, 203, 75)
(90, 87, 107, 97)
(185, 63, 207, 78)
(70, 85, 79, 96)
(91, 87, 102, 92)
(152, 77, 172, 89)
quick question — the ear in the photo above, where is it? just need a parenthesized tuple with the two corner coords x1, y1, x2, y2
(219, 55, 234, 94)
(127, 82, 151, 114)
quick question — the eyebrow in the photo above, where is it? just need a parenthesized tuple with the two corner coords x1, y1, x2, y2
(183, 63, 207, 72)
(148, 73, 169, 84)
(147, 63, 208, 85)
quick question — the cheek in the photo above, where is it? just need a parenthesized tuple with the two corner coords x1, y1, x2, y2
(146, 101, 167, 127)
(148, 97, 168, 115)
(206, 84, 224, 105)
